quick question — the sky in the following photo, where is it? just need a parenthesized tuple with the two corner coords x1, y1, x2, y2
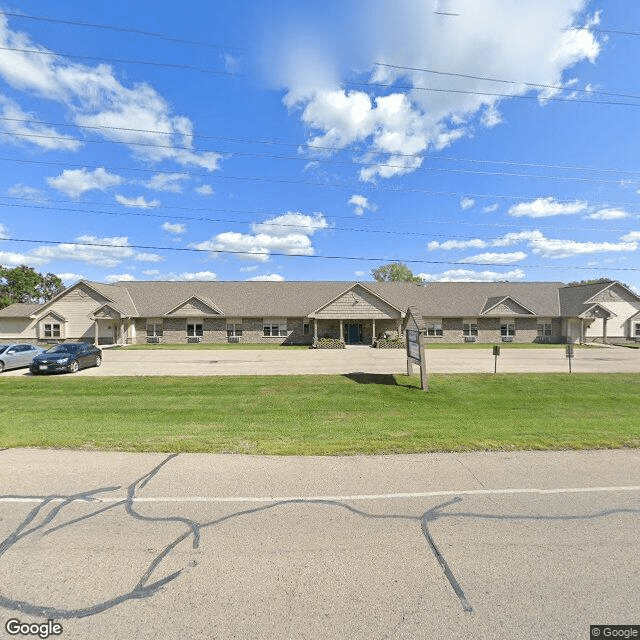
(0, 0, 639, 291)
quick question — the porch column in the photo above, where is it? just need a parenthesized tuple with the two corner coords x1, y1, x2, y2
(397, 318, 402, 337)
(372, 319, 376, 344)
(94, 320, 99, 346)
(580, 319, 585, 343)
(120, 320, 125, 345)
(313, 319, 318, 340)
(603, 317, 608, 344)
(339, 320, 344, 341)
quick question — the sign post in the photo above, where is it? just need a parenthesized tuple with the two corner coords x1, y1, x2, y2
(493, 345, 500, 373)
(406, 328, 428, 392)
(566, 344, 574, 373)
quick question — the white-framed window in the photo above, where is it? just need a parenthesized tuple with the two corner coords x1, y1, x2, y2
(634, 322, 640, 337)
(226, 319, 243, 337)
(500, 320, 516, 337)
(263, 318, 287, 337)
(463, 320, 478, 337)
(303, 323, 310, 335)
(537, 320, 552, 337)
(425, 319, 443, 337)
(146, 322, 163, 337)
(186, 322, 203, 337)
(44, 323, 61, 338)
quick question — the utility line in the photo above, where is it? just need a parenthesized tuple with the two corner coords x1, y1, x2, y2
(5, 237, 640, 272)
(373, 62, 640, 102)
(1, 114, 638, 176)
(2, 130, 638, 186)
(0, 10, 242, 50)
(2, 199, 635, 238)
(0, 45, 239, 76)
(3, 156, 640, 208)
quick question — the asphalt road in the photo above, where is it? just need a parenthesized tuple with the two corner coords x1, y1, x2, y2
(0, 449, 638, 639)
(3, 344, 639, 376)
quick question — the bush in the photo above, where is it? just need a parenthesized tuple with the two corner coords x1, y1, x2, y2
(315, 338, 345, 349)
(375, 338, 405, 349)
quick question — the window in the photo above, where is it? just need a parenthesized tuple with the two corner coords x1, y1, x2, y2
(425, 320, 443, 337)
(263, 322, 287, 337)
(226, 323, 243, 337)
(463, 322, 478, 337)
(186, 323, 203, 337)
(146, 323, 163, 337)
(501, 321, 516, 337)
(303, 323, 310, 335)
(635, 323, 640, 337)
(44, 323, 61, 338)
(537, 322, 552, 337)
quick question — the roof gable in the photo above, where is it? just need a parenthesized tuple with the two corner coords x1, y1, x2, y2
(480, 295, 535, 316)
(91, 303, 126, 320)
(579, 303, 617, 319)
(310, 283, 403, 319)
(164, 295, 223, 317)
(32, 281, 113, 317)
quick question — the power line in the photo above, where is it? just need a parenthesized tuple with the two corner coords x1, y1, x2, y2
(2, 113, 639, 177)
(3, 155, 640, 208)
(3, 130, 639, 187)
(0, 45, 239, 76)
(570, 25, 640, 38)
(2, 198, 635, 238)
(344, 80, 640, 109)
(373, 62, 640, 102)
(0, 10, 242, 50)
(5, 237, 640, 272)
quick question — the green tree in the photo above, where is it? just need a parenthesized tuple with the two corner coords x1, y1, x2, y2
(0, 265, 65, 309)
(370, 262, 423, 283)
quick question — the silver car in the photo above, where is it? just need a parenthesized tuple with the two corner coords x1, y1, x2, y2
(0, 343, 46, 373)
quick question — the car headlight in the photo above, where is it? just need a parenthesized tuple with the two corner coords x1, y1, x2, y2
(55, 358, 70, 364)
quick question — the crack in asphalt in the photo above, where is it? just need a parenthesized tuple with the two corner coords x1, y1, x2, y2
(0, 454, 637, 620)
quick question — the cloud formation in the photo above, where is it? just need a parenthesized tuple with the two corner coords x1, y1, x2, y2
(47, 168, 123, 199)
(417, 268, 526, 282)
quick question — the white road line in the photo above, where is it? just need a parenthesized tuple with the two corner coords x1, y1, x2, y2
(1, 486, 640, 504)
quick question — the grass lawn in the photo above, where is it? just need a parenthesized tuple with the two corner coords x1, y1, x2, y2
(2, 374, 639, 455)
(120, 343, 310, 350)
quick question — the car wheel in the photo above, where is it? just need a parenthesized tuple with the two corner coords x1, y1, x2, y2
(95, 355, 102, 367)
(68, 360, 79, 373)
(0, 361, 4, 373)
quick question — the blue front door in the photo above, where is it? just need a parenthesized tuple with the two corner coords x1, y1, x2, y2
(346, 324, 362, 344)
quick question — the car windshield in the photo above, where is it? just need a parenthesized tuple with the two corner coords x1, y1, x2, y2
(46, 344, 81, 354)
(0, 345, 8, 355)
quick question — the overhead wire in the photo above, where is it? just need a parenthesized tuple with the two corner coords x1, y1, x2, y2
(4, 236, 640, 272)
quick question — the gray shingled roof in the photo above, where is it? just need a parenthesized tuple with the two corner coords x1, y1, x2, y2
(0, 303, 43, 317)
(558, 282, 610, 317)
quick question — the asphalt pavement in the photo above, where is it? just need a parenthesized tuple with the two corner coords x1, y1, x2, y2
(0, 448, 638, 639)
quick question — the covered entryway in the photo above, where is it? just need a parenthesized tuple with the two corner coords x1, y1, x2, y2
(345, 323, 363, 344)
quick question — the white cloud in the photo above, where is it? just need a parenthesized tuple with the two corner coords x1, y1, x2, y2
(176, 271, 217, 281)
(57, 272, 84, 284)
(115, 194, 160, 209)
(8, 183, 47, 203)
(354, 270, 365, 276)
(145, 173, 188, 193)
(47, 168, 123, 199)
(0, 16, 222, 172)
(587, 208, 630, 220)
(104, 273, 136, 283)
(161, 222, 186, 235)
(0, 222, 7, 239)
(0, 95, 81, 150)
(418, 268, 526, 282)
(240, 265, 259, 273)
(621, 231, 640, 242)
(459, 251, 527, 264)
(508, 197, 588, 218)
(246, 273, 286, 281)
(460, 197, 475, 210)
(349, 194, 376, 216)
(482, 204, 499, 213)
(142, 269, 160, 276)
(195, 184, 214, 196)
(191, 212, 329, 262)
(262, 2, 600, 180)
(29, 235, 164, 268)
(428, 238, 488, 251)
(0, 250, 45, 266)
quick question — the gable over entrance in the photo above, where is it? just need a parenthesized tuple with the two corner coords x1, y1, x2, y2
(311, 283, 402, 320)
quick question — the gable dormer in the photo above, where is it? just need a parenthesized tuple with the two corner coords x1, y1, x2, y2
(310, 283, 402, 319)
(164, 295, 223, 317)
(480, 295, 535, 316)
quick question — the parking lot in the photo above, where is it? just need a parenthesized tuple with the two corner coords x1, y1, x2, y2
(2, 344, 639, 376)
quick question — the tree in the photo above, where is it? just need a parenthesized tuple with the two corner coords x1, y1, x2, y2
(0, 265, 65, 309)
(370, 262, 423, 283)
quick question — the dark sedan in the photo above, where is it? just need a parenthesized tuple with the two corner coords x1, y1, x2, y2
(30, 342, 102, 374)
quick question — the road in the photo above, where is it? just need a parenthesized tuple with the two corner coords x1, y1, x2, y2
(3, 344, 639, 376)
(0, 449, 638, 639)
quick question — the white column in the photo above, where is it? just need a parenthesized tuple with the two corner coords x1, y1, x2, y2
(94, 320, 99, 346)
(340, 320, 344, 341)
(314, 319, 318, 340)
(372, 319, 376, 344)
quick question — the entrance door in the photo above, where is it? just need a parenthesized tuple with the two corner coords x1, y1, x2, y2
(346, 323, 363, 344)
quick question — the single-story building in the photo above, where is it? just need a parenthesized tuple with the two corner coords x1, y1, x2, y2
(0, 279, 639, 346)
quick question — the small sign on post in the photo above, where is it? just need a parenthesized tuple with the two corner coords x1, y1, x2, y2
(493, 345, 500, 373)
(566, 344, 574, 373)
(403, 307, 428, 392)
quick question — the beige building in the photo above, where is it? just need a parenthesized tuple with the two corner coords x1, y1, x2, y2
(0, 279, 639, 346)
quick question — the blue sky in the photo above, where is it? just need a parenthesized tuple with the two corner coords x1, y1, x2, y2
(0, 1, 639, 290)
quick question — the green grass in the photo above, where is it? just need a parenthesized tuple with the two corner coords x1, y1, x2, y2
(423, 342, 583, 349)
(2, 374, 639, 455)
(120, 343, 310, 350)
